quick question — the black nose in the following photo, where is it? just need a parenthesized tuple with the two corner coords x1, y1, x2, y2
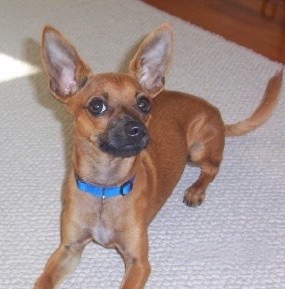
(125, 121, 146, 137)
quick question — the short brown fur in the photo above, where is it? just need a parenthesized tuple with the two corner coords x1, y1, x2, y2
(34, 23, 282, 289)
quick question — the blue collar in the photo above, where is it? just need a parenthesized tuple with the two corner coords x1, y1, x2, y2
(76, 176, 135, 199)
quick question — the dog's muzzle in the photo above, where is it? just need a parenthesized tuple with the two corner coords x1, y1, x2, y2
(98, 119, 149, 158)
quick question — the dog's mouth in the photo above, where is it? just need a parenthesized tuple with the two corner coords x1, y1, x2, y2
(98, 119, 149, 158)
(99, 135, 148, 158)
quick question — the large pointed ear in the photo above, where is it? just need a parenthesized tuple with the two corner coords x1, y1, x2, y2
(41, 26, 91, 101)
(129, 23, 173, 96)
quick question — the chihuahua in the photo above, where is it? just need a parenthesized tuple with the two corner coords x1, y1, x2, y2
(34, 23, 282, 289)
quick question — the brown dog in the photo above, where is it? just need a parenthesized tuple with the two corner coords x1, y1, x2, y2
(34, 23, 282, 289)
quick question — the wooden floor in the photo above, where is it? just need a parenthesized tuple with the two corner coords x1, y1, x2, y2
(143, 0, 285, 63)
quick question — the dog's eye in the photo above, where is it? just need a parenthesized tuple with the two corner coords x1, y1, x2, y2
(88, 98, 107, 116)
(137, 96, 151, 114)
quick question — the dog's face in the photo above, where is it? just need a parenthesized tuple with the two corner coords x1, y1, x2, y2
(70, 73, 151, 158)
(41, 24, 173, 158)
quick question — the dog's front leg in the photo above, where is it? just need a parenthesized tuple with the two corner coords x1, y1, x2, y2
(118, 230, 151, 289)
(34, 207, 91, 289)
(34, 242, 85, 289)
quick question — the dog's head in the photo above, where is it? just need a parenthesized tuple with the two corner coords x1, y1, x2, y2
(41, 23, 173, 158)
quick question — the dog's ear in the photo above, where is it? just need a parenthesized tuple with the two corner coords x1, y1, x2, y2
(129, 23, 173, 96)
(41, 26, 91, 101)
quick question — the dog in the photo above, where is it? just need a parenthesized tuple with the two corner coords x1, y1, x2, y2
(34, 23, 282, 289)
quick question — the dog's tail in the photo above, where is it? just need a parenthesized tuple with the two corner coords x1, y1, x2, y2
(225, 69, 283, 137)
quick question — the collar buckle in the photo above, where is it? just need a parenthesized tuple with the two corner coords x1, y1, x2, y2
(120, 179, 134, 196)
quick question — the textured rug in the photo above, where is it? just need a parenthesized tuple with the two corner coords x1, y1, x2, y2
(0, 1, 284, 289)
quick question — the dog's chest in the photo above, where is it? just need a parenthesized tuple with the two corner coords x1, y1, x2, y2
(90, 198, 125, 247)
(92, 223, 114, 247)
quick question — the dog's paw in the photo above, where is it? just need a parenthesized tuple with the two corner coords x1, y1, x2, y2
(183, 186, 205, 207)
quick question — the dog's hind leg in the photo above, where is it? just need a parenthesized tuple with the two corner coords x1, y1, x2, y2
(184, 116, 225, 207)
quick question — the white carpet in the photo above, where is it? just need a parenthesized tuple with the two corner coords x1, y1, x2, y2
(0, 1, 284, 288)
